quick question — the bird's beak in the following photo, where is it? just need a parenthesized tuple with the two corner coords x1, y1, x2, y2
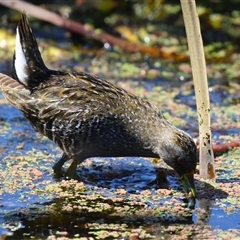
(181, 171, 196, 197)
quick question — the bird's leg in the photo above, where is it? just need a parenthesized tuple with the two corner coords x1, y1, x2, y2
(66, 160, 80, 180)
(52, 153, 69, 174)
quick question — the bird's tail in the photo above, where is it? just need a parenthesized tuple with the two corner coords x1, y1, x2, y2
(0, 73, 31, 111)
(13, 12, 49, 91)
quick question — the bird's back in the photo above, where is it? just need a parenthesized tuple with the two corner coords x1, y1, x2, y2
(0, 70, 162, 159)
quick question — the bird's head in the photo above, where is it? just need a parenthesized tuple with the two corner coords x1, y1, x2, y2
(158, 129, 198, 197)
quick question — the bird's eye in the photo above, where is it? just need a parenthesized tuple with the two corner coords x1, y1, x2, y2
(177, 157, 184, 165)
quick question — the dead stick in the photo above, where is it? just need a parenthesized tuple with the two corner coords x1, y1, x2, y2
(212, 140, 240, 154)
(196, 140, 240, 154)
(0, 0, 164, 57)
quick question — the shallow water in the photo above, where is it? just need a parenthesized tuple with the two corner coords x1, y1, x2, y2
(0, 89, 240, 239)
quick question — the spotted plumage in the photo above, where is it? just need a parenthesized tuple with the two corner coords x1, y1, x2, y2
(0, 13, 197, 197)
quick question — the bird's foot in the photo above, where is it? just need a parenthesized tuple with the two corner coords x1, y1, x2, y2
(66, 160, 81, 181)
(148, 168, 168, 186)
(53, 153, 69, 174)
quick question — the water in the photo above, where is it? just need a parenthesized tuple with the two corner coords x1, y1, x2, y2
(0, 45, 239, 239)
(0, 101, 239, 238)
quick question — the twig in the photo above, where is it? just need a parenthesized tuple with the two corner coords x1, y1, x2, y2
(212, 140, 240, 154)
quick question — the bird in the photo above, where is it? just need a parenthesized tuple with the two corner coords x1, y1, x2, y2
(0, 13, 197, 197)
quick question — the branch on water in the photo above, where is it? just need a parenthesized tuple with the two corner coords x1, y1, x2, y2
(212, 140, 240, 154)
(195, 140, 240, 154)
(0, 0, 188, 60)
